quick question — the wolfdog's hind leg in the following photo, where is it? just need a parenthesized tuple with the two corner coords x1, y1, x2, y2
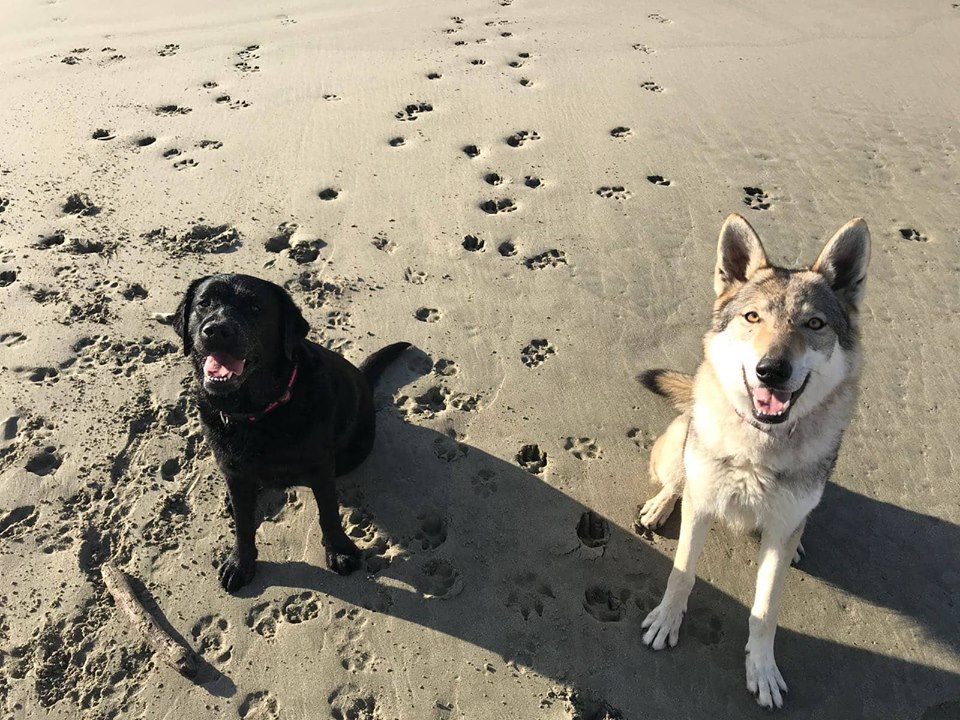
(637, 414, 688, 529)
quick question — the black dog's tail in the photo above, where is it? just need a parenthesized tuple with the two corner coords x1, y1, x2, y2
(638, 368, 695, 413)
(360, 342, 412, 386)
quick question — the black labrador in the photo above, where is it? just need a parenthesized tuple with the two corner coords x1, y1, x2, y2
(172, 273, 409, 591)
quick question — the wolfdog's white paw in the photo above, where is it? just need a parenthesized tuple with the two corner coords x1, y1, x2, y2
(745, 644, 787, 709)
(792, 540, 805, 565)
(638, 489, 679, 529)
(641, 601, 685, 650)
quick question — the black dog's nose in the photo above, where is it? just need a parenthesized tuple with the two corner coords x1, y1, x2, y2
(201, 321, 236, 341)
(756, 356, 793, 387)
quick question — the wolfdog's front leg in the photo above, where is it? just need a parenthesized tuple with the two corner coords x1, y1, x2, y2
(641, 486, 713, 649)
(745, 522, 805, 709)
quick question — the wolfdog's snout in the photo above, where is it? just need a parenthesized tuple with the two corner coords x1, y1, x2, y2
(755, 356, 793, 387)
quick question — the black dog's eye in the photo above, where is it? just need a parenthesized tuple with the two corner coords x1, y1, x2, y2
(250, 303, 262, 313)
(196, 297, 210, 309)
(744, 311, 761, 324)
(807, 317, 826, 330)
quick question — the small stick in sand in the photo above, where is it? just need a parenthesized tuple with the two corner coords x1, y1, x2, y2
(101, 562, 198, 679)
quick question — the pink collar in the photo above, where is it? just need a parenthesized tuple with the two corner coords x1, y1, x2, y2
(219, 364, 298, 425)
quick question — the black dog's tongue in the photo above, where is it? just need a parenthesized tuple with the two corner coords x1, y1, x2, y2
(204, 353, 246, 378)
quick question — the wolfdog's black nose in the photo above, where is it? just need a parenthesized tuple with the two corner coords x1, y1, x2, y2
(201, 321, 236, 341)
(756, 356, 792, 387)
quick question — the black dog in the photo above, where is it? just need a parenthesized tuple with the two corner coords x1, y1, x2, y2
(172, 273, 409, 591)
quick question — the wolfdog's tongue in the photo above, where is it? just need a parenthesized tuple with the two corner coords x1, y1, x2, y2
(753, 386, 791, 415)
(203, 353, 246, 378)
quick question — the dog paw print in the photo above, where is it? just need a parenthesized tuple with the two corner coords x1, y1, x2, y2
(451, 393, 480, 412)
(433, 434, 468, 462)
(26, 446, 62, 476)
(463, 234, 485, 251)
(395, 385, 449, 419)
(583, 585, 628, 622)
(470, 58, 486, 65)
(565, 437, 602, 459)
(418, 558, 463, 599)
(517, 444, 547, 474)
(318, 187, 339, 201)
(396, 102, 433, 121)
(648, 12, 672, 23)
(609, 127, 632, 141)
(684, 606, 724, 645)
(521, 339, 556, 367)
(433, 358, 458, 376)
(63, 193, 100, 216)
(597, 185, 631, 200)
(191, 615, 232, 662)
(235, 44, 261, 73)
(743, 186, 771, 210)
(462, 144, 481, 158)
(525, 249, 567, 270)
(484, 172, 504, 185)
(0, 272, 17, 288)
(471, 469, 498, 497)
(497, 240, 517, 257)
(322, 93, 341, 102)
(414, 513, 448, 550)
(577, 511, 610, 551)
(524, 176, 543, 189)
(633, 43, 655, 53)
(282, 591, 323, 624)
(415, 307, 441, 323)
(640, 81, 663, 93)
(506, 571, 555, 619)
(173, 158, 197, 171)
(157, 43, 179, 56)
(328, 684, 381, 720)
(246, 602, 281, 638)
(373, 233, 397, 253)
(507, 129, 540, 147)
(627, 427, 654, 450)
(480, 198, 517, 214)
(239, 690, 280, 720)
(647, 174, 672, 186)
(899, 227, 927, 242)
(404, 267, 428, 284)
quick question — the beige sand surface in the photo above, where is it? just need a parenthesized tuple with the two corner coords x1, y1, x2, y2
(1, 0, 958, 717)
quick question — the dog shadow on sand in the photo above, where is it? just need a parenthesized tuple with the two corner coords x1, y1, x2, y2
(230, 350, 958, 720)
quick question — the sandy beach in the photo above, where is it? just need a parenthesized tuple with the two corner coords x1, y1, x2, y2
(1, 0, 959, 717)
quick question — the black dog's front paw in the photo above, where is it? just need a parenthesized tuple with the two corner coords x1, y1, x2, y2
(218, 551, 256, 591)
(325, 540, 361, 575)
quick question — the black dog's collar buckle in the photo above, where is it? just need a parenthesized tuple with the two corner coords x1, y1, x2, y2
(218, 364, 299, 426)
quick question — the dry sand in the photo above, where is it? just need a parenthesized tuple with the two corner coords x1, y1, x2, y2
(1, 0, 959, 718)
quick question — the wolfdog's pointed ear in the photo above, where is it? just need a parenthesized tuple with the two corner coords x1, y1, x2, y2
(812, 218, 871, 310)
(714, 214, 769, 296)
(273, 285, 309, 360)
(172, 276, 210, 356)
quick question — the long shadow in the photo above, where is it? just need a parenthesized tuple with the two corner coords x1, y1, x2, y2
(239, 352, 959, 719)
(806, 481, 960, 654)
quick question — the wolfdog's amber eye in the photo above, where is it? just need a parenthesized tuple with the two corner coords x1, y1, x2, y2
(807, 317, 825, 330)
(744, 311, 761, 324)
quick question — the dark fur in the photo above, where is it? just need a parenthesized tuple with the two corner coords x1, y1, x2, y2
(173, 273, 409, 591)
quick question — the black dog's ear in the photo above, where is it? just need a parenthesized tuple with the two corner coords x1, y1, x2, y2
(274, 285, 309, 360)
(172, 277, 209, 356)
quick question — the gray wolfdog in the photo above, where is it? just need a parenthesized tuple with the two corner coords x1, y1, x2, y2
(637, 213, 870, 709)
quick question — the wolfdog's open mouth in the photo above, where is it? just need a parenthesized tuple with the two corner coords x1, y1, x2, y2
(203, 353, 247, 390)
(743, 371, 809, 425)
